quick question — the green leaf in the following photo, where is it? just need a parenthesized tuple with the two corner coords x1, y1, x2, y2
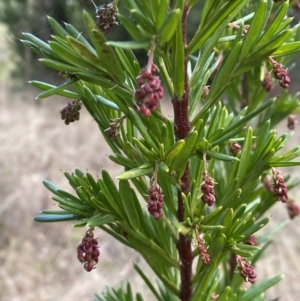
(40, 210, 70, 215)
(67, 36, 104, 70)
(155, 0, 168, 31)
(48, 16, 68, 39)
(202, 206, 223, 225)
(33, 214, 81, 222)
(106, 40, 151, 50)
(119, 180, 141, 229)
(164, 140, 185, 166)
(83, 11, 126, 84)
(49, 41, 97, 70)
(255, 1, 289, 50)
(236, 217, 270, 239)
(217, 286, 231, 301)
(198, 224, 225, 231)
(133, 263, 165, 301)
(133, 138, 159, 162)
(116, 166, 154, 180)
(52, 195, 93, 213)
(170, 131, 198, 171)
(240, 275, 284, 301)
(236, 127, 252, 186)
(206, 150, 239, 162)
(206, 41, 242, 105)
(39, 58, 83, 73)
(22, 32, 55, 56)
(128, 108, 158, 151)
(187, 0, 248, 54)
(234, 29, 292, 76)
(130, 9, 155, 34)
(208, 234, 226, 263)
(176, 222, 193, 235)
(36, 78, 78, 99)
(94, 94, 119, 110)
(90, 29, 126, 84)
(158, 9, 181, 44)
(30, 80, 80, 99)
(239, 0, 268, 61)
(272, 42, 300, 57)
(87, 213, 115, 227)
(269, 161, 300, 167)
(42, 180, 65, 197)
(117, 14, 145, 41)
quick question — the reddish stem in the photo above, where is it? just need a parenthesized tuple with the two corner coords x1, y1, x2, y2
(172, 3, 193, 301)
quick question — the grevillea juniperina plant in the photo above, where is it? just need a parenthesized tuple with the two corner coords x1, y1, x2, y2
(23, 0, 300, 300)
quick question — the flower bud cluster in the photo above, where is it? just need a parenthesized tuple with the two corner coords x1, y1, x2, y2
(196, 234, 210, 265)
(261, 69, 273, 92)
(272, 168, 288, 203)
(105, 116, 126, 139)
(201, 86, 210, 99)
(244, 235, 257, 246)
(97, 3, 118, 34)
(294, 1, 300, 10)
(263, 176, 274, 193)
(77, 229, 100, 272)
(201, 171, 215, 206)
(287, 200, 300, 219)
(229, 141, 242, 156)
(269, 57, 290, 89)
(60, 100, 82, 125)
(236, 255, 256, 284)
(243, 25, 250, 35)
(147, 183, 164, 219)
(134, 64, 164, 117)
(287, 115, 296, 130)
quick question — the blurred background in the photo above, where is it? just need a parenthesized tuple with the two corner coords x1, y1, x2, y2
(0, 1, 300, 300)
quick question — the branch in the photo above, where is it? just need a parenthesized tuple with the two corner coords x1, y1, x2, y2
(172, 2, 193, 301)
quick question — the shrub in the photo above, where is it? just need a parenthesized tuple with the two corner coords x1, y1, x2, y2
(22, 0, 300, 300)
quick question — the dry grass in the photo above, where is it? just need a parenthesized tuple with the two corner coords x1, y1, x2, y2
(0, 29, 300, 301)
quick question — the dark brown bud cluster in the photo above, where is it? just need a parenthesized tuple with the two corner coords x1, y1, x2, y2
(243, 24, 250, 35)
(229, 141, 242, 156)
(58, 71, 76, 80)
(272, 168, 288, 203)
(147, 183, 164, 220)
(286, 200, 300, 219)
(134, 64, 164, 117)
(77, 229, 100, 272)
(269, 57, 290, 89)
(287, 114, 296, 130)
(196, 234, 210, 265)
(294, 1, 300, 11)
(60, 100, 82, 125)
(236, 255, 256, 284)
(201, 171, 215, 206)
(201, 86, 210, 99)
(263, 176, 274, 193)
(261, 69, 273, 92)
(96, 3, 118, 34)
(244, 235, 257, 246)
(105, 116, 126, 139)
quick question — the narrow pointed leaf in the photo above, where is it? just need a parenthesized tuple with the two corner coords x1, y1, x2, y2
(116, 166, 154, 180)
(33, 214, 81, 222)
